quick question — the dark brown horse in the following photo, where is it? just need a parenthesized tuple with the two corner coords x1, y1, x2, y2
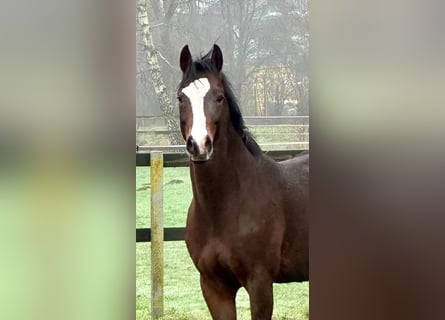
(177, 44, 308, 320)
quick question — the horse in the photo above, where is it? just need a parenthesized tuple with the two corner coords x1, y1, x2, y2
(177, 44, 309, 320)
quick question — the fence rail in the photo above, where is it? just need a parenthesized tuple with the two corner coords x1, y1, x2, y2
(137, 115, 309, 128)
(136, 147, 308, 167)
(136, 227, 185, 242)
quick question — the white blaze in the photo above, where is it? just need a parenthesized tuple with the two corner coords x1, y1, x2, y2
(181, 78, 211, 153)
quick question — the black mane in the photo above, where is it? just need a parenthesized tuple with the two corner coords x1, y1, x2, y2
(179, 50, 262, 156)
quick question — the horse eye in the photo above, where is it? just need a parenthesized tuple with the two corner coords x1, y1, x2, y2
(216, 95, 224, 103)
(177, 96, 183, 103)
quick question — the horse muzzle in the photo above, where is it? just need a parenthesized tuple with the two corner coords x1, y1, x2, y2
(186, 135, 213, 162)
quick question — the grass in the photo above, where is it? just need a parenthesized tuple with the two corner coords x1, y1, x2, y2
(136, 166, 309, 319)
(136, 167, 192, 228)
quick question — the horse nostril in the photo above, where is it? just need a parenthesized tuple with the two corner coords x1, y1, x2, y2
(186, 137, 199, 155)
(205, 136, 212, 152)
(186, 137, 194, 151)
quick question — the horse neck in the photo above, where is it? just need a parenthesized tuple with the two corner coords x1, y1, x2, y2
(189, 123, 258, 207)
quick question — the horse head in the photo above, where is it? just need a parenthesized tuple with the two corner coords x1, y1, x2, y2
(177, 44, 229, 162)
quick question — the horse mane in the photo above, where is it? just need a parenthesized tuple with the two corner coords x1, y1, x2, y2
(179, 50, 262, 157)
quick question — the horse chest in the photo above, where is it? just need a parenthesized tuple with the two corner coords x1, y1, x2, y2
(187, 236, 243, 279)
(186, 202, 283, 268)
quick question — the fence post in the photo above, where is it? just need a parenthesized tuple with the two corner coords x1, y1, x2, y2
(150, 151, 163, 319)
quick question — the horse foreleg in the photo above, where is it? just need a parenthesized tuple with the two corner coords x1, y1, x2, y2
(200, 275, 238, 320)
(246, 275, 273, 320)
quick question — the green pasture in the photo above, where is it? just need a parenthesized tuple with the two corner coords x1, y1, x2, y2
(136, 167, 309, 319)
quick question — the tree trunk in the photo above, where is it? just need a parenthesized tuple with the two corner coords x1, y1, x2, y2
(137, 0, 182, 145)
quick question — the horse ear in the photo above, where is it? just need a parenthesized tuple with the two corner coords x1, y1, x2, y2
(180, 45, 192, 73)
(211, 44, 223, 72)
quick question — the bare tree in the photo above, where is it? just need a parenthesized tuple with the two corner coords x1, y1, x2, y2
(137, 0, 182, 145)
